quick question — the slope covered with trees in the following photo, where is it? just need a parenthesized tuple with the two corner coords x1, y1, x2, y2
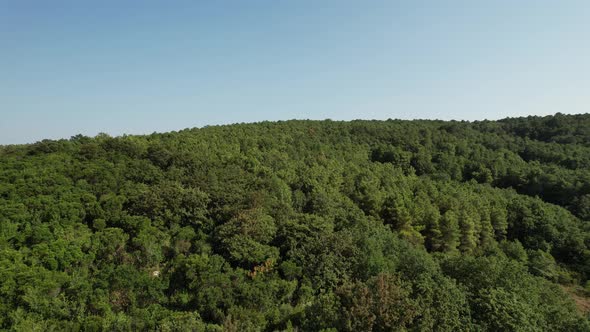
(1, 113, 590, 331)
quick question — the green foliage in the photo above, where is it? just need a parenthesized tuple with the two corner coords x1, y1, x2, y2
(1, 115, 590, 330)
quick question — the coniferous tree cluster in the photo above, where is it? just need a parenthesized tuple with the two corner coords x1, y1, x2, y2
(1, 113, 590, 331)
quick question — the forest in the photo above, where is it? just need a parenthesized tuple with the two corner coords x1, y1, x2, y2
(1, 113, 590, 331)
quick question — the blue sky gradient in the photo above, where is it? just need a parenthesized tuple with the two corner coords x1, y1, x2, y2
(1, 1, 589, 144)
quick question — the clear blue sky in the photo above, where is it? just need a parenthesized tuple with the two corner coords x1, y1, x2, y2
(1, 1, 589, 144)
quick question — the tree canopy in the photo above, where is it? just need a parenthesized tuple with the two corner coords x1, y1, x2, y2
(1, 113, 590, 330)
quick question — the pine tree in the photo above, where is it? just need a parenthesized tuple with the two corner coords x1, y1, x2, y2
(423, 204, 443, 252)
(490, 207, 508, 241)
(440, 211, 460, 253)
(458, 210, 477, 254)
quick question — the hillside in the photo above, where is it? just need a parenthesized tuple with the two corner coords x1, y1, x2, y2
(1, 113, 590, 331)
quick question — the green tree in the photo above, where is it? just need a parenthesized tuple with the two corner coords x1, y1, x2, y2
(439, 211, 460, 253)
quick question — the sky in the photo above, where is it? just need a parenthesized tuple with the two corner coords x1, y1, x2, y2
(1, 1, 589, 144)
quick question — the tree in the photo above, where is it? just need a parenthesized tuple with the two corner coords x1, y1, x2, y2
(216, 209, 279, 267)
(458, 210, 477, 254)
(439, 211, 460, 253)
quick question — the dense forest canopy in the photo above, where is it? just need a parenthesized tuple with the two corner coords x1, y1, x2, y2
(1, 113, 590, 331)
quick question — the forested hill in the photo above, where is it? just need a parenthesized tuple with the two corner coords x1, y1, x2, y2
(1, 113, 590, 331)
